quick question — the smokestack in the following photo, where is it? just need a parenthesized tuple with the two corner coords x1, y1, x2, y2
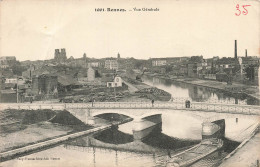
(245, 49, 247, 57)
(234, 40, 237, 59)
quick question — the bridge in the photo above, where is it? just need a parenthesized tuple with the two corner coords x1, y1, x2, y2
(1, 101, 259, 126)
(1, 102, 260, 115)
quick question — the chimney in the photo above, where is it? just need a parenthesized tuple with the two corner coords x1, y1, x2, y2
(234, 40, 237, 59)
(245, 49, 247, 57)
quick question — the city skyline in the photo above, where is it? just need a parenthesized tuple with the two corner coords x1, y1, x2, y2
(1, 0, 259, 61)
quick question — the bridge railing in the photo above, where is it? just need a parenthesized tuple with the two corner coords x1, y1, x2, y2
(190, 102, 260, 115)
(1, 102, 260, 115)
(0, 103, 66, 111)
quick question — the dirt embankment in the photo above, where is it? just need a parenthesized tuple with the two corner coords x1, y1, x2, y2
(123, 77, 171, 101)
(0, 109, 93, 153)
(0, 109, 56, 134)
(135, 87, 171, 101)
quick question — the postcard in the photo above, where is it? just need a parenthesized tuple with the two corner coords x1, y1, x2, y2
(0, 0, 259, 167)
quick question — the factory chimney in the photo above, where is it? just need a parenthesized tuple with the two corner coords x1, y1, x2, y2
(234, 40, 237, 59)
(245, 49, 247, 57)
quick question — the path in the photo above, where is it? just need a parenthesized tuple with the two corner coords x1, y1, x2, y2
(121, 78, 138, 93)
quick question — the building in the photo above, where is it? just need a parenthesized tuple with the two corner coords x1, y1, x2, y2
(187, 56, 204, 77)
(90, 62, 99, 67)
(105, 58, 118, 70)
(241, 57, 260, 66)
(152, 59, 167, 66)
(22, 64, 37, 80)
(32, 74, 58, 95)
(0, 56, 16, 69)
(54, 48, 67, 63)
(151, 57, 190, 67)
(77, 70, 88, 82)
(5, 78, 17, 84)
(87, 64, 95, 81)
(107, 75, 123, 87)
(216, 58, 239, 69)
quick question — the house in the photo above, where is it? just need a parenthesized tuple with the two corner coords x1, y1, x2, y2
(105, 58, 118, 70)
(216, 57, 239, 69)
(107, 75, 123, 87)
(77, 70, 88, 82)
(0, 56, 16, 69)
(90, 62, 99, 67)
(57, 75, 81, 92)
(5, 78, 17, 84)
(187, 56, 206, 77)
(241, 57, 260, 66)
(152, 58, 167, 66)
(88, 65, 95, 81)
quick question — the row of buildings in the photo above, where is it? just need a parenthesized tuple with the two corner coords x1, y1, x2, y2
(148, 41, 259, 84)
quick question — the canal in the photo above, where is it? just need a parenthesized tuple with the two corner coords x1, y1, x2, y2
(1, 109, 258, 167)
(141, 75, 259, 105)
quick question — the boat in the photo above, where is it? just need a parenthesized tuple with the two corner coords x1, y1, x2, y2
(166, 138, 223, 167)
(166, 119, 225, 167)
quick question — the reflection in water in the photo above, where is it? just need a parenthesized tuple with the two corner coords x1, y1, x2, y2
(94, 126, 133, 144)
(62, 124, 239, 167)
(142, 132, 200, 150)
(143, 75, 260, 105)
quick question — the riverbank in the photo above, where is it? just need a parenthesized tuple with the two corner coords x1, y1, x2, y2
(121, 77, 171, 101)
(219, 126, 260, 167)
(57, 77, 168, 103)
(0, 109, 132, 162)
(143, 72, 260, 103)
(0, 109, 93, 157)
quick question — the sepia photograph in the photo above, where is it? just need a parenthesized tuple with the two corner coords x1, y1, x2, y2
(0, 0, 259, 166)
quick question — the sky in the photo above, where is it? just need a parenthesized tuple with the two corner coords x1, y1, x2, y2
(0, 0, 259, 61)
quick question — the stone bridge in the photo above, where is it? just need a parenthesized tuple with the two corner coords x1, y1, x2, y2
(1, 101, 259, 125)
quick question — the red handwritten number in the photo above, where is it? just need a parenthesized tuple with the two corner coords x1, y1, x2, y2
(236, 4, 251, 16)
(242, 5, 251, 15)
(235, 4, 241, 16)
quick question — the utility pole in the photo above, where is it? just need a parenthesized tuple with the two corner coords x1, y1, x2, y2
(16, 77, 19, 103)
(114, 87, 116, 102)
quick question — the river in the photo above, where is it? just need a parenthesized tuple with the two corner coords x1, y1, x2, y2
(1, 109, 258, 167)
(1, 75, 259, 167)
(141, 75, 259, 105)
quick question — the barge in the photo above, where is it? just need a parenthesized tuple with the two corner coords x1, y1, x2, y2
(166, 119, 225, 167)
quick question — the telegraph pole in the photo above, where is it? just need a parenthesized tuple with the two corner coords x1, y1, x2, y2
(114, 87, 116, 102)
(16, 77, 19, 103)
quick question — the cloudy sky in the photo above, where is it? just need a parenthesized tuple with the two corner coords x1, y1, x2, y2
(0, 0, 259, 61)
